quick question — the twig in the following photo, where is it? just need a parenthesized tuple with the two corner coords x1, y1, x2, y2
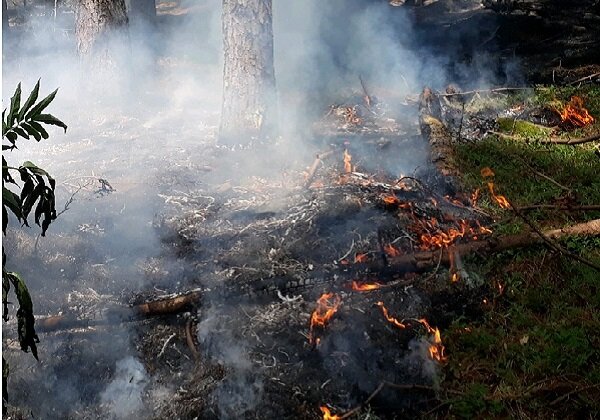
(516, 204, 600, 212)
(185, 318, 200, 360)
(567, 72, 600, 86)
(158, 333, 176, 358)
(513, 156, 571, 192)
(440, 87, 531, 97)
(305, 150, 335, 188)
(541, 132, 600, 145)
(549, 383, 600, 406)
(509, 201, 600, 272)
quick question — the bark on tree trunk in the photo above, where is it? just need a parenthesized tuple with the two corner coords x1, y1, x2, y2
(220, 0, 277, 145)
(75, 0, 129, 57)
(2, 0, 9, 35)
(127, 0, 156, 26)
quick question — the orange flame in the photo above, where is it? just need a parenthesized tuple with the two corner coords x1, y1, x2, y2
(471, 188, 480, 207)
(428, 328, 446, 362)
(384, 244, 401, 257)
(383, 194, 400, 205)
(376, 302, 407, 329)
(352, 281, 382, 291)
(560, 96, 595, 127)
(354, 253, 368, 263)
(487, 182, 510, 209)
(309, 293, 342, 345)
(343, 149, 352, 173)
(320, 406, 341, 420)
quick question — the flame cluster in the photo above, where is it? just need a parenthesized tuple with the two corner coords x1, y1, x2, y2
(377, 302, 446, 362)
(417, 218, 490, 251)
(559, 96, 595, 127)
(309, 293, 342, 345)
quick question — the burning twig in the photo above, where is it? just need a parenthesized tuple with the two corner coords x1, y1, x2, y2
(358, 75, 372, 109)
(557, 96, 595, 127)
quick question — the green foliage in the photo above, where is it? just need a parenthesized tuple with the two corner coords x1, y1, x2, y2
(2, 81, 66, 411)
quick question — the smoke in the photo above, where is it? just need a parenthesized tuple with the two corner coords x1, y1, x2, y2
(2, 0, 521, 417)
(100, 356, 149, 419)
(197, 307, 264, 418)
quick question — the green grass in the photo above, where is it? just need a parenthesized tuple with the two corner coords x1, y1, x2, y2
(436, 86, 600, 419)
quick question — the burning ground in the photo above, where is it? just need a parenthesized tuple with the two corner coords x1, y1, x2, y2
(3, 1, 600, 419)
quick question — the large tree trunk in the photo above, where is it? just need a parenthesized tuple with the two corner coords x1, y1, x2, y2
(75, 0, 129, 57)
(220, 0, 277, 145)
(127, 0, 156, 26)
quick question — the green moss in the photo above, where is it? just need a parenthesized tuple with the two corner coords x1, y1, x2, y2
(497, 118, 554, 139)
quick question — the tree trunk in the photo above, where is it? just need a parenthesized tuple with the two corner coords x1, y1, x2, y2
(75, 0, 129, 57)
(220, 0, 277, 145)
(127, 0, 156, 26)
(2, 0, 9, 35)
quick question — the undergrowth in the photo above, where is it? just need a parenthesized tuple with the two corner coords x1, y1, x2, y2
(437, 86, 600, 419)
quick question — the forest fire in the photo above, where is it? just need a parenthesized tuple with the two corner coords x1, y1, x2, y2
(320, 406, 341, 420)
(559, 96, 595, 127)
(351, 281, 382, 291)
(309, 293, 342, 345)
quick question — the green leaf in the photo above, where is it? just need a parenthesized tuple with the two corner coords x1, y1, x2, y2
(5, 131, 17, 143)
(6, 271, 39, 359)
(21, 122, 42, 141)
(13, 127, 29, 140)
(18, 79, 40, 121)
(21, 183, 42, 221)
(2, 187, 23, 222)
(8, 83, 22, 125)
(25, 88, 58, 120)
(28, 121, 48, 140)
(34, 114, 67, 133)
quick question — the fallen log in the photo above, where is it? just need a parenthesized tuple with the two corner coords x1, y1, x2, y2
(34, 288, 203, 333)
(419, 87, 460, 180)
(382, 218, 600, 272)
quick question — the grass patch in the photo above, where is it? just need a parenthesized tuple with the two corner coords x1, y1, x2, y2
(438, 88, 600, 418)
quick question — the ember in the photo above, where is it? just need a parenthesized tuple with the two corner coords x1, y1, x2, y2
(559, 96, 595, 127)
(320, 406, 341, 420)
(351, 281, 382, 291)
(354, 253, 369, 263)
(384, 243, 401, 257)
(309, 293, 342, 345)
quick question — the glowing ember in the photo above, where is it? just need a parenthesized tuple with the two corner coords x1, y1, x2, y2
(559, 96, 595, 127)
(351, 281, 382, 291)
(354, 253, 368, 263)
(382, 194, 400, 205)
(376, 302, 407, 329)
(343, 149, 352, 173)
(383, 243, 401, 257)
(309, 293, 342, 345)
(320, 406, 341, 420)
(450, 273, 459, 283)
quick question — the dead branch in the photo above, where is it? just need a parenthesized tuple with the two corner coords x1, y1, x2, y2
(419, 87, 459, 179)
(440, 87, 531, 97)
(304, 150, 335, 188)
(540, 132, 600, 145)
(381, 219, 600, 273)
(516, 204, 600, 212)
(35, 288, 203, 333)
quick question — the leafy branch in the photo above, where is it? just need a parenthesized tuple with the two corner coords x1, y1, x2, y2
(2, 81, 67, 412)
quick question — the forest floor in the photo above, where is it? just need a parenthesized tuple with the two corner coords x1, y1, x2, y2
(2, 1, 600, 419)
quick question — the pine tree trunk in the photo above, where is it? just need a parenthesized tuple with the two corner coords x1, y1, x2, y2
(220, 0, 277, 145)
(128, 0, 156, 26)
(75, 0, 129, 57)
